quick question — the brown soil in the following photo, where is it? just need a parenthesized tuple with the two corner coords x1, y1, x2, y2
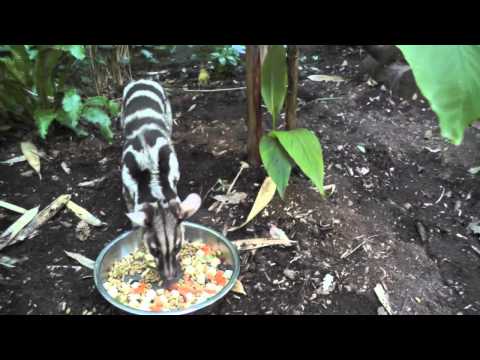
(1, 45, 480, 315)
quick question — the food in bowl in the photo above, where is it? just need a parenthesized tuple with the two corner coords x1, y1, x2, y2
(103, 241, 233, 312)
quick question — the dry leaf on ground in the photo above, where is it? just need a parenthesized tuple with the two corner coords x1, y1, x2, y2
(78, 176, 106, 188)
(232, 279, 247, 295)
(0, 206, 39, 243)
(308, 74, 345, 83)
(233, 238, 296, 251)
(64, 251, 95, 270)
(374, 283, 393, 315)
(228, 177, 276, 232)
(5, 194, 71, 249)
(20, 142, 41, 179)
(213, 192, 247, 205)
(0, 200, 27, 214)
(0, 155, 26, 166)
(66, 201, 106, 227)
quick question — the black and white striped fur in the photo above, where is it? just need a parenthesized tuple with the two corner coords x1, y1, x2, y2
(121, 79, 201, 284)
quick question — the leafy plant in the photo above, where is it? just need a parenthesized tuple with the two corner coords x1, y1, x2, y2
(210, 45, 245, 71)
(0, 45, 119, 141)
(396, 45, 480, 145)
(257, 45, 325, 198)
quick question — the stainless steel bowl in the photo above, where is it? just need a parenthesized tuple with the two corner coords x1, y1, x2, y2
(94, 222, 240, 315)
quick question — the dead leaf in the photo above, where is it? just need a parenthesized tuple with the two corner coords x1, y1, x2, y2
(20, 142, 41, 179)
(0, 155, 26, 166)
(0, 255, 28, 269)
(66, 201, 106, 227)
(0, 206, 39, 241)
(357, 144, 366, 154)
(187, 104, 197, 112)
(6, 194, 71, 249)
(468, 166, 480, 175)
(232, 279, 246, 295)
(0, 200, 27, 214)
(61, 162, 71, 175)
(308, 74, 344, 83)
(374, 283, 392, 315)
(233, 238, 296, 251)
(468, 221, 480, 235)
(269, 224, 290, 241)
(228, 177, 276, 232)
(213, 192, 247, 205)
(0, 125, 11, 132)
(78, 176, 106, 188)
(424, 147, 441, 153)
(64, 251, 95, 270)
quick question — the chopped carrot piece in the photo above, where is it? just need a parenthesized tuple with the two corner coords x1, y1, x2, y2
(201, 244, 211, 254)
(132, 282, 147, 294)
(215, 271, 227, 286)
(150, 302, 163, 311)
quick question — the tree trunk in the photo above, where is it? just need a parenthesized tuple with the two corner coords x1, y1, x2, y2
(286, 45, 299, 130)
(245, 45, 263, 167)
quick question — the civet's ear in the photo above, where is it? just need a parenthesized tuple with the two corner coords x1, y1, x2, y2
(178, 193, 202, 220)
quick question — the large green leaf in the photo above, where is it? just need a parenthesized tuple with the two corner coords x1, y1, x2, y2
(33, 108, 58, 139)
(35, 48, 63, 106)
(82, 107, 113, 142)
(259, 134, 294, 198)
(52, 45, 86, 60)
(7, 45, 33, 87)
(271, 129, 324, 196)
(62, 89, 83, 127)
(261, 45, 288, 128)
(397, 45, 480, 145)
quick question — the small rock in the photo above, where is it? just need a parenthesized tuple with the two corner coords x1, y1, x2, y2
(403, 202, 412, 210)
(424, 129, 433, 140)
(283, 269, 297, 281)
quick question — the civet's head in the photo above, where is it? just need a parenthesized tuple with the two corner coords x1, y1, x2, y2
(126, 194, 201, 284)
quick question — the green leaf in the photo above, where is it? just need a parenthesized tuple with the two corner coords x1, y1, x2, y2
(53, 45, 85, 60)
(261, 45, 288, 128)
(62, 89, 83, 127)
(260, 134, 294, 198)
(82, 107, 113, 142)
(84, 96, 109, 108)
(218, 57, 226, 66)
(271, 129, 324, 196)
(33, 108, 58, 139)
(107, 100, 121, 117)
(35, 47, 63, 106)
(8, 46, 33, 87)
(397, 45, 480, 145)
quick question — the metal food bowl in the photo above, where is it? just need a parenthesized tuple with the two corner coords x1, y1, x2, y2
(94, 222, 240, 315)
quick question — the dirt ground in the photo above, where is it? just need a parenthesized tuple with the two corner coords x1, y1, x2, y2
(1, 45, 480, 315)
